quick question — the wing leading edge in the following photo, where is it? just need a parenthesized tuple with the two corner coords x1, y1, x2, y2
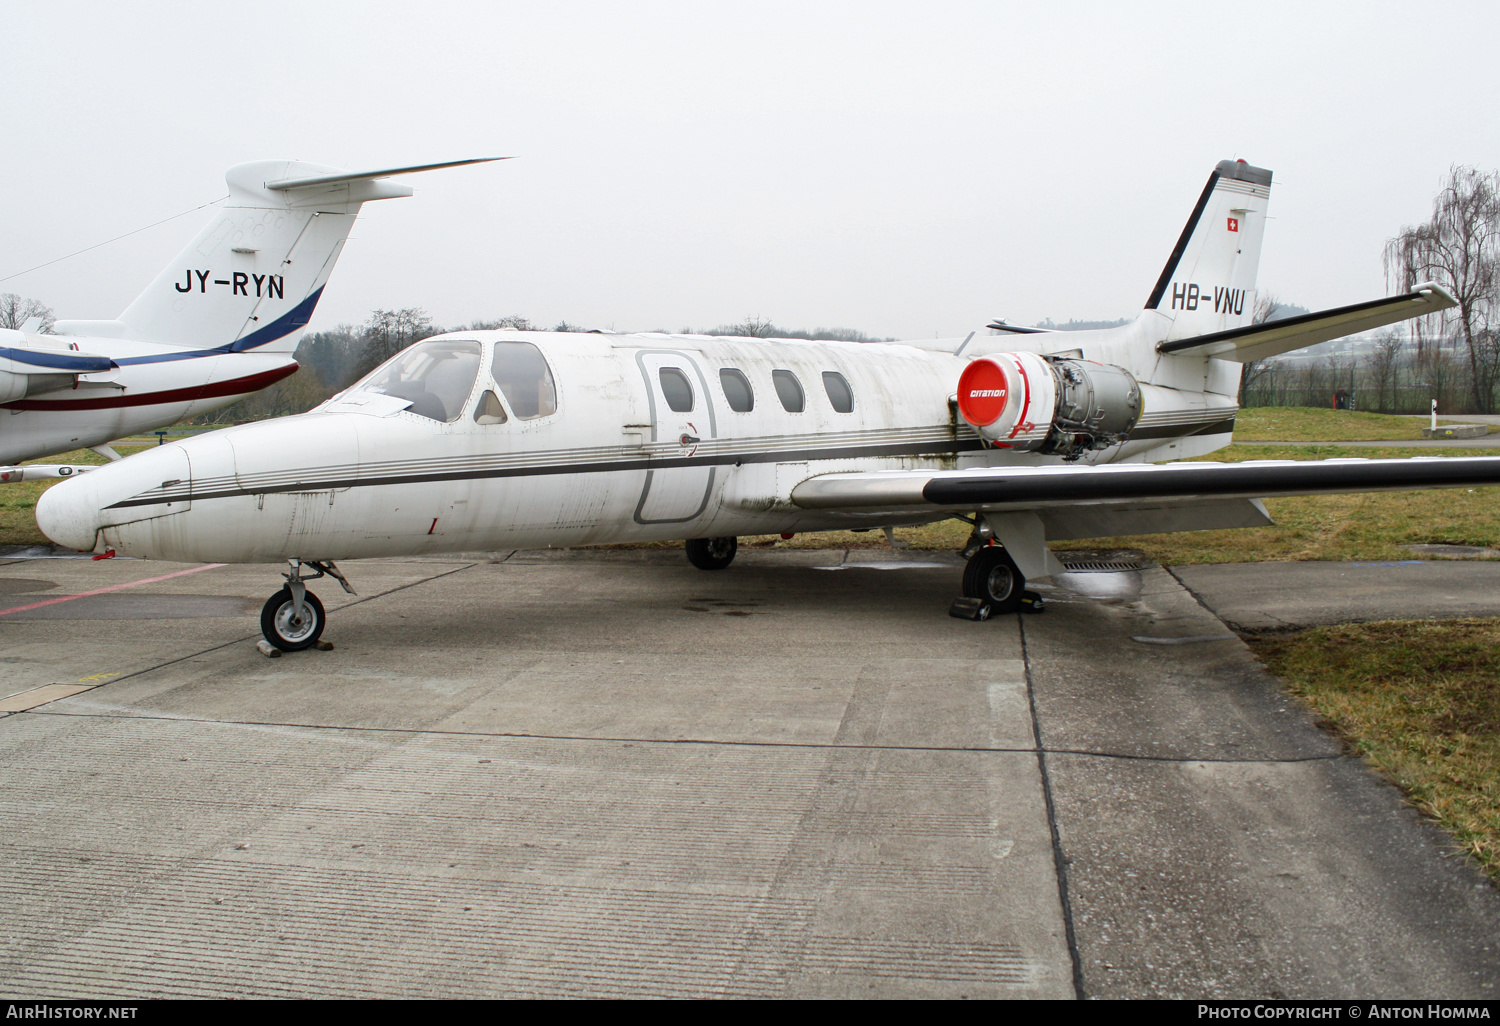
(792, 457, 1500, 513)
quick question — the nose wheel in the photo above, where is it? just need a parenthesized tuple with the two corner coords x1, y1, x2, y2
(261, 588, 326, 651)
(259, 559, 356, 652)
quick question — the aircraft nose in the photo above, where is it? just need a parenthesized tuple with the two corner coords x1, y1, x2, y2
(35, 473, 103, 552)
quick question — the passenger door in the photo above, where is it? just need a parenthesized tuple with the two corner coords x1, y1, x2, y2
(633, 351, 717, 524)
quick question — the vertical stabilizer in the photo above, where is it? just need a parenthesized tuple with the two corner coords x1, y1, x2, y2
(1144, 160, 1272, 343)
(86, 158, 497, 353)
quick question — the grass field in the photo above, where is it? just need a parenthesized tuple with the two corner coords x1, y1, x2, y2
(1250, 620, 1500, 879)
(1231, 406, 1498, 441)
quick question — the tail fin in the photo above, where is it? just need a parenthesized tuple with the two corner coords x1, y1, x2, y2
(1144, 159, 1272, 343)
(59, 158, 499, 353)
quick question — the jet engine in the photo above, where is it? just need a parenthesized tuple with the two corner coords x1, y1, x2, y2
(956, 352, 1142, 458)
(0, 369, 73, 404)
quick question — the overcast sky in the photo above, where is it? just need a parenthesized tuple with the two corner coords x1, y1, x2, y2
(5, 1, 1499, 340)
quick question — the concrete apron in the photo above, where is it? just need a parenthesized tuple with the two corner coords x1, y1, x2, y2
(0, 550, 1496, 998)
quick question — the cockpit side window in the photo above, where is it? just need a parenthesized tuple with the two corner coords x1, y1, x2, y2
(349, 339, 483, 423)
(492, 341, 558, 419)
(474, 390, 508, 424)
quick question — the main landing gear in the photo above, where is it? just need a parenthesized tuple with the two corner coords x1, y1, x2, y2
(949, 521, 1044, 621)
(260, 559, 356, 651)
(685, 536, 738, 570)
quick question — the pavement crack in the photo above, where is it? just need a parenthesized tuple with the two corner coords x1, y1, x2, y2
(16, 708, 1349, 765)
(1020, 617, 1086, 1001)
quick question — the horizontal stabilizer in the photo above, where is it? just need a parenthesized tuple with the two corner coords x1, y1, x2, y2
(792, 456, 1500, 513)
(1158, 283, 1456, 363)
(984, 321, 1052, 335)
(265, 157, 508, 192)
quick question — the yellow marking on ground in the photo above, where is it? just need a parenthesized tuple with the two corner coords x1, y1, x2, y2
(76, 672, 121, 683)
(0, 683, 98, 713)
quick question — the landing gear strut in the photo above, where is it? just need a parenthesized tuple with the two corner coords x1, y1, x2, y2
(260, 559, 356, 651)
(685, 536, 737, 570)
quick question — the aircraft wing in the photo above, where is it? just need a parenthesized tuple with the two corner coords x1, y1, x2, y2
(1158, 282, 1456, 363)
(791, 456, 1500, 577)
(792, 456, 1500, 535)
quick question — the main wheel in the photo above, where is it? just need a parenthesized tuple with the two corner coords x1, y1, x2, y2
(685, 536, 738, 570)
(260, 587, 326, 651)
(962, 546, 1025, 615)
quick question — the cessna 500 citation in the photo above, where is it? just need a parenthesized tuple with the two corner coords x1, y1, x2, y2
(0, 157, 498, 481)
(35, 159, 1500, 650)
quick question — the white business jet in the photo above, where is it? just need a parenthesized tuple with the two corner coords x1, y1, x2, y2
(0, 157, 498, 481)
(36, 159, 1500, 650)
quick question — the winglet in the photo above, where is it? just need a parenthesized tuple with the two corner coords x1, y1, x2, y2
(265, 157, 510, 191)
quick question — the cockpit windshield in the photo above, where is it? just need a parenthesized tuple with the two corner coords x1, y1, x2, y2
(349, 340, 483, 423)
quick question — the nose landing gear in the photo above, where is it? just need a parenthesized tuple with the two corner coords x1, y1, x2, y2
(260, 559, 356, 651)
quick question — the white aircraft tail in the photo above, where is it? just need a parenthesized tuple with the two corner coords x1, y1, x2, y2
(55, 158, 500, 353)
(1143, 159, 1272, 342)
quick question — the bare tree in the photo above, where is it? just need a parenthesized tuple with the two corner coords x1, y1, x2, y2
(0, 293, 55, 332)
(1384, 166, 1500, 412)
(1237, 292, 1284, 405)
(352, 308, 438, 378)
(727, 316, 776, 338)
(467, 315, 534, 331)
(1368, 330, 1405, 413)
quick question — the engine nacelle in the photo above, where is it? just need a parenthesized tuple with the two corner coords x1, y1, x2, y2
(0, 369, 75, 404)
(956, 353, 1142, 457)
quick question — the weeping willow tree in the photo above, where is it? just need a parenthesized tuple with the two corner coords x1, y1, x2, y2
(1385, 166, 1500, 414)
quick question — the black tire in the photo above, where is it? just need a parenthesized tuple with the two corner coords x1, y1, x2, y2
(685, 536, 737, 570)
(962, 546, 1025, 615)
(260, 587, 326, 651)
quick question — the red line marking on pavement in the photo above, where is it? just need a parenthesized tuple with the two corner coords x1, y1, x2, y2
(0, 563, 227, 616)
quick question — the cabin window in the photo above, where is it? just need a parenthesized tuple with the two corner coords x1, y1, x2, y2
(473, 390, 508, 425)
(352, 339, 483, 423)
(720, 368, 754, 412)
(492, 341, 557, 419)
(659, 367, 694, 412)
(822, 371, 854, 413)
(772, 369, 804, 413)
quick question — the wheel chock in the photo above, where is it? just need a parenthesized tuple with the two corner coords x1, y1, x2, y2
(314, 640, 335, 651)
(255, 640, 282, 658)
(949, 597, 992, 621)
(1019, 591, 1045, 614)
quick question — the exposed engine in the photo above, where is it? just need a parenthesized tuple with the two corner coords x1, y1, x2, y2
(956, 352, 1142, 458)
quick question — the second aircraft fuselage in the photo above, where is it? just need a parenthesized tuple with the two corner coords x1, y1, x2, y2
(1, 332, 298, 464)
